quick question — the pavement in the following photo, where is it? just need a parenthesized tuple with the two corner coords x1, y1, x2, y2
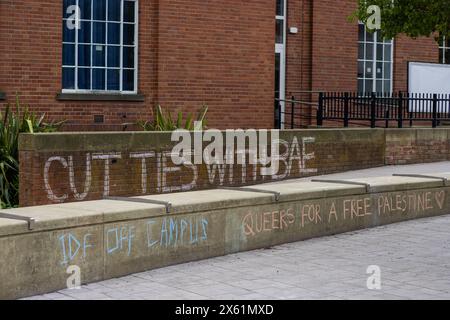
(25, 162, 450, 300)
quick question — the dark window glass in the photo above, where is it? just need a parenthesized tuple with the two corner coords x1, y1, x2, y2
(124, 1, 135, 23)
(445, 49, 450, 64)
(78, 45, 91, 67)
(358, 24, 365, 42)
(123, 69, 134, 91)
(93, 69, 106, 90)
(93, 0, 106, 20)
(276, 20, 284, 44)
(123, 24, 135, 45)
(107, 69, 120, 90)
(93, 22, 106, 44)
(107, 46, 120, 67)
(63, 21, 75, 42)
(93, 45, 106, 66)
(107, 23, 120, 44)
(63, 44, 75, 65)
(123, 47, 134, 68)
(365, 43, 374, 60)
(79, 0, 92, 20)
(108, 0, 121, 21)
(62, 67, 75, 89)
(78, 21, 91, 43)
(78, 68, 91, 89)
(276, 0, 284, 16)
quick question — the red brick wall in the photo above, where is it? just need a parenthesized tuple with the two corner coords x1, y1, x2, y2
(0, 0, 444, 130)
(0, 0, 274, 130)
(19, 129, 387, 207)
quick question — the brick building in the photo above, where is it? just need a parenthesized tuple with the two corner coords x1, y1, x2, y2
(0, 0, 448, 130)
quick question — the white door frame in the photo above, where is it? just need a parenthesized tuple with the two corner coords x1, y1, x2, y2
(275, 0, 287, 128)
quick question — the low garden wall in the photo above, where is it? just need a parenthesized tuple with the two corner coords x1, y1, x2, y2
(18, 128, 450, 207)
(1, 173, 449, 299)
(19, 129, 385, 207)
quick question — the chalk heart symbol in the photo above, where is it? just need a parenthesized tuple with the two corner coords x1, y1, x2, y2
(435, 191, 445, 210)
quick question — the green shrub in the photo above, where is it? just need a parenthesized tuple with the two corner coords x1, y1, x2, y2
(138, 105, 208, 131)
(0, 96, 63, 209)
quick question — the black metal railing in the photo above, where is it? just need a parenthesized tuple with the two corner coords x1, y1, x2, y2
(317, 92, 450, 128)
(275, 91, 318, 129)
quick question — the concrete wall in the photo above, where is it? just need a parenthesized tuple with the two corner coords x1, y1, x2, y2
(19, 129, 386, 207)
(1, 174, 450, 299)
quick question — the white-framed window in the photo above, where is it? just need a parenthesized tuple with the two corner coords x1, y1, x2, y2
(439, 37, 450, 64)
(62, 0, 138, 93)
(357, 23, 393, 94)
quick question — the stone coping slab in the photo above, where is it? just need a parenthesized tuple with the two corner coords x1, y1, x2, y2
(1, 173, 449, 299)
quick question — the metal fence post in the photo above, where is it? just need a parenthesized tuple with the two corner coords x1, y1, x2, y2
(432, 93, 438, 128)
(344, 92, 349, 128)
(291, 95, 295, 129)
(317, 92, 324, 127)
(398, 92, 403, 128)
(370, 92, 376, 128)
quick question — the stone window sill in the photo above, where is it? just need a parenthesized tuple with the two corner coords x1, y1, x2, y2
(56, 92, 145, 102)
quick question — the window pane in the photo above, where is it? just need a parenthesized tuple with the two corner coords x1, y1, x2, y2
(78, 68, 91, 89)
(365, 43, 374, 60)
(358, 79, 364, 93)
(358, 24, 365, 42)
(93, 0, 106, 21)
(93, 45, 106, 66)
(93, 69, 105, 90)
(365, 62, 373, 78)
(358, 43, 364, 60)
(78, 21, 91, 43)
(365, 80, 373, 93)
(78, 45, 91, 66)
(63, 0, 76, 19)
(376, 62, 383, 79)
(123, 69, 135, 91)
(107, 46, 120, 67)
(93, 22, 106, 44)
(123, 47, 134, 68)
(357, 61, 364, 78)
(376, 44, 383, 61)
(366, 31, 374, 42)
(63, 44, 75, 65)
(108, 0, 121, 21)
(276, 20, 284, 44)
(276, 0, 284, 16)
(123, 24, 135, 45)
(107, 69, 120, 90)
(63, 21, 75, 42)
(445, 49, 450, 64)
(62, 67, 75, 89)
(107, 23, 120, 44)
(79, 0, 92, 20)
(384, 80, 391, 93)
(124, 1, 135, 23)
(384, 45, 392, 61)
(384, 62, 391, 79)
(376, 80, 383, 93)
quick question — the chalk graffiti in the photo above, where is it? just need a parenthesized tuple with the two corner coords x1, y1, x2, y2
(57, 216, 209, 264)
(242, 190, 447, 238)
(44, 137, 318, 203)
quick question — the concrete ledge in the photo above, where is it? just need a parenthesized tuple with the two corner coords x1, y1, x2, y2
(56, 92, 145, 102)
(1, 174, 449, 299)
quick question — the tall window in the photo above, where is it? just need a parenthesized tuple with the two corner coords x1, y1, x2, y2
(439, 37, 450, 64)
(62, 0, 138, 93)
(357, 23, 393, 94)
